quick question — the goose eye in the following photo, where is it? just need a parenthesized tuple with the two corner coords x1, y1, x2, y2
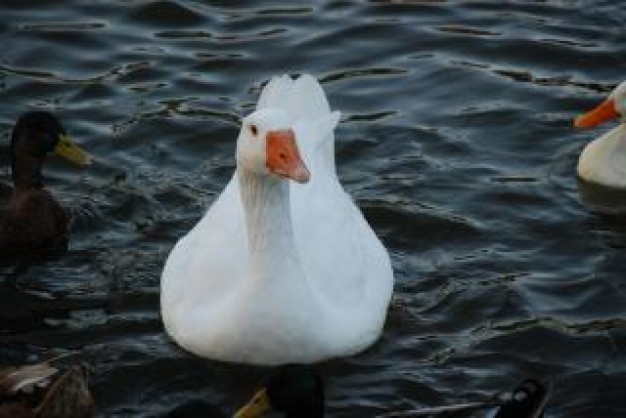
(250, 124, 258, 137)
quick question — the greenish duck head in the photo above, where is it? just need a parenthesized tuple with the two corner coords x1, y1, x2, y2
(234, 365, 324, 418)
(10, 111, 91, 186)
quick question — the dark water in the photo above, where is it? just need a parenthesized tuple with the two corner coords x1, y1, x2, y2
(1, 1, 625, 417)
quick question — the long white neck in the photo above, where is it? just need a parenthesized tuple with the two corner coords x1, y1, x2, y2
(616, 121, 626, 139)
(592, 122, 626, 150)
(578, 122, 626, 187)
(607, 122, 626, 160)
(237, 168, 302, 285)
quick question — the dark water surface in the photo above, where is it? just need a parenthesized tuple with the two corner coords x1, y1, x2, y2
(1, 1, 625, 417)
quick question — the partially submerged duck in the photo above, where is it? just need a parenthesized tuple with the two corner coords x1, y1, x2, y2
(0, 360, 93, 418)
(232, 370, 550, 418)
(1, 111, 91, 259)
(163, 366, 323, 418)
(574, 81, 626, 189)
(234, 365, 323, 418)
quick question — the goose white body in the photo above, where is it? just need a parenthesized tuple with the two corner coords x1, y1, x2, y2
(160, 75, 394, 365)
(577, 124, 626, 188)
(575, 81, 626, 189)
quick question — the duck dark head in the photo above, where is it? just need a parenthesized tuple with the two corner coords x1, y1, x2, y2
(11, 111, 66, 156)
(267, 365, 324, 417)
(235, 365, 324, 418)
(10, 111, 91, 188)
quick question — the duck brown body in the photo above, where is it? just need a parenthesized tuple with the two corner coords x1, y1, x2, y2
(1, 186, 69, 257)
(0, 361, 93, 418)
(0, 111, 90, 260)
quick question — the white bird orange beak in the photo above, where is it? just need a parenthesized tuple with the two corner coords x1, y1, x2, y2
(574, 98, 620, 128)
(266, 129, 310, 183)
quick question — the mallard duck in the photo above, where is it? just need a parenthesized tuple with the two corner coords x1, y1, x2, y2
(574, 81, 626, 188)
(0, 360, 93, 418)
(234, 365, 323, 418)
(1, 111, 91, 259)
(161, 74, 394, 365)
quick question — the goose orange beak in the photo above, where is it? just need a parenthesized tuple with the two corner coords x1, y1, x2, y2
(574, 98, 619, 128)
(266, 129, 310, 183)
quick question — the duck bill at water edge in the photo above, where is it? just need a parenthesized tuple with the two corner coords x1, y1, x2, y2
(574, 98, 620, 128)
(54, 134, 92, 165)
(233, 388, 270, 418)
(266, 129, 310, 183)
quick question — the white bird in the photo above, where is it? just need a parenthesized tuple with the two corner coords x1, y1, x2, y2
(575, 81, 626, 189)
(160, 74, 394, 365)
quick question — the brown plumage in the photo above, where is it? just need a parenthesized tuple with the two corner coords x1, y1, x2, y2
(0, 360, 93, 418)
(0, 111, 91, 260)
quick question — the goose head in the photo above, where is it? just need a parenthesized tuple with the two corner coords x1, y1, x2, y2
(575, 81, 626, 128)
(236, 109, 310, 184)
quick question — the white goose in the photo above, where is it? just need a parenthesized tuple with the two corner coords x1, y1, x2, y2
(160, 75, 394, 365)
(575, 81, 626, 188)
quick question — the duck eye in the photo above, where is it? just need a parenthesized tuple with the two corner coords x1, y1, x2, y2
(250, 124, 258, 137)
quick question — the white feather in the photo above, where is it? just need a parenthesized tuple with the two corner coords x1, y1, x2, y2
(577, 81, 626, 189)
(160, 74, 393, 365)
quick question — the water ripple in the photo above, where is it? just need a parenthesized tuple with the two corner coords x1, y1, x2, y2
(1, 1, 625, 417)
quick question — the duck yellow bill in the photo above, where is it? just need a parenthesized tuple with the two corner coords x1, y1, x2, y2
(54, 134, 92, 165)
(574, 98, 619, 128)
(233, 388, 270, 418)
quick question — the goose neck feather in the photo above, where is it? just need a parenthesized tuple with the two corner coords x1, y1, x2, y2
(578, 123, 626, 187)
(237, 168, 302, 285)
